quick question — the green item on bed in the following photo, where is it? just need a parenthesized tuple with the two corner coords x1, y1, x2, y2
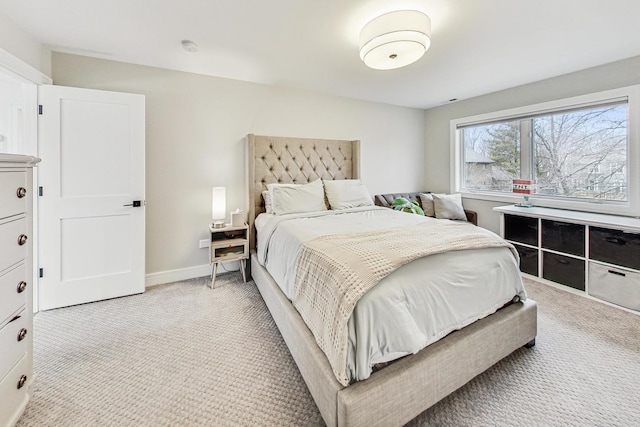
(391, 197, 424, 215)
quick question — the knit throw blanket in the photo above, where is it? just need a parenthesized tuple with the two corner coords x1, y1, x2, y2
(293, 220, 517, 386)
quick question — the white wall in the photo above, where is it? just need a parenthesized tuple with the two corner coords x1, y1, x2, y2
(51, 52, 425, 276)
(0, 75, 26, 153)
(424, 55, 640, 233)
(0, 12, 51, 156)
(0, 11, 49, 75)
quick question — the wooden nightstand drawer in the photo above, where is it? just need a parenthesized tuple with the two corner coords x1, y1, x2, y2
(212, 242, 248, 260)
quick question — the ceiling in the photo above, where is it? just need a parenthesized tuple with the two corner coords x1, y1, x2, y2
(2, 0, 640, 109)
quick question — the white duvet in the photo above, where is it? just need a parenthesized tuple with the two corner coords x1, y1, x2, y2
(255, 206, 526, 383)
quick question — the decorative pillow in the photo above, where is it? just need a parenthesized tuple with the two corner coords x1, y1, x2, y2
(323, 179, 373, 210)
(418, 193, 436, 217)
(432, 193, 467, 221)
(267, 179, 327, 215)
(261, 190, 274, 214)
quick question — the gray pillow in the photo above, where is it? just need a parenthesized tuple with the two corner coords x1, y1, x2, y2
(432, 193, 467, 221)
(418, 193, 435, 217)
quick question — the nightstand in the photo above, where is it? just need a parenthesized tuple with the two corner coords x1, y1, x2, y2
(209, 223, 248, 288)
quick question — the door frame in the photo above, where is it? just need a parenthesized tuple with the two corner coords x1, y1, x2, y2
(0, 48, 52, 313)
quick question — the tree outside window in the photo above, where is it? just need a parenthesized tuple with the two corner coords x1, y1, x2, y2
(461, 103, 628, 202)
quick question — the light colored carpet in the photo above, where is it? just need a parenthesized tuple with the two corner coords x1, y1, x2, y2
(16, 274, 640, 426)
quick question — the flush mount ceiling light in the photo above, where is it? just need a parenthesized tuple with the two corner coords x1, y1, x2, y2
(181, 40, 198, 53)
(359, 10, 431, 70)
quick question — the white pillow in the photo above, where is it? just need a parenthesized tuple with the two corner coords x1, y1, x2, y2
(432, 193, 467, 221)
(418, 193, 435, 217)
(261, 190, 274, 214)
(267, 179, 327, 215)
(323, 179, 373, 210)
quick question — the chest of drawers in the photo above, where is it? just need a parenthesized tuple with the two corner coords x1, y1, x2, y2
(0, 154, 39, 427)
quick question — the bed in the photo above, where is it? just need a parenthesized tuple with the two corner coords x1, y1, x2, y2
(246, 134, 537, 427)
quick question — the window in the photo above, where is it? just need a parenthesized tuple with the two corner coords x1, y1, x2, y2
(451, 86, 640, 216)
(461, 120, 521, 194)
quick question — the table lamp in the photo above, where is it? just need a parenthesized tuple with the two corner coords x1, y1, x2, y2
(212, 187, 226, 228)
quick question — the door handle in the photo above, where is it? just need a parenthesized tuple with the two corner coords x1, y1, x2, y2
(123, 200, 143, 207)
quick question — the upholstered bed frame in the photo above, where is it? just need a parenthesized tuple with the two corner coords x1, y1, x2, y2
(246, 134, 537, 427)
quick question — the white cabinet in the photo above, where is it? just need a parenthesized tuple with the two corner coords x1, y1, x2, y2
(0, 154, 39, 427)
(495, 205, 640, 312)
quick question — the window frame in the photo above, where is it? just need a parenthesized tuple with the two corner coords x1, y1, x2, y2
(450, 85, 640, 217)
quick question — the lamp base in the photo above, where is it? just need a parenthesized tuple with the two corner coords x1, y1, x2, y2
(212, 221, 226, 228)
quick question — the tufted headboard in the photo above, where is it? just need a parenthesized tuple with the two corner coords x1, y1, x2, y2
(246, 134, 361, 250)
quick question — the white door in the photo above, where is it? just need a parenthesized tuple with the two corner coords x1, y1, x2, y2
(38, 85, 145, 310)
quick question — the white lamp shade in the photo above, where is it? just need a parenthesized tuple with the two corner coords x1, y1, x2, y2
(359, 10, 431, 70)
(212, 187, 226, 221)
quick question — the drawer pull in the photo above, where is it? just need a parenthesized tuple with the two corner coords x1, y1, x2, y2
(17, 281, 27, 293)
(16, 187, 27, 198)
(608, 270, 626, 277)
(17, 375, 27, 390)
(18, 234, 28, 245)
(17, 328, 28, 342)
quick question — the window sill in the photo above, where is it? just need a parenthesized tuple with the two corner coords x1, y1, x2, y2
(459, 190, 639, 219)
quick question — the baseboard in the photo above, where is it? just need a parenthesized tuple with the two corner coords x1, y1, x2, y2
(145, 264, 210, 287)
(523, 274, 640, 316)
(145, 261, 241, 288)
